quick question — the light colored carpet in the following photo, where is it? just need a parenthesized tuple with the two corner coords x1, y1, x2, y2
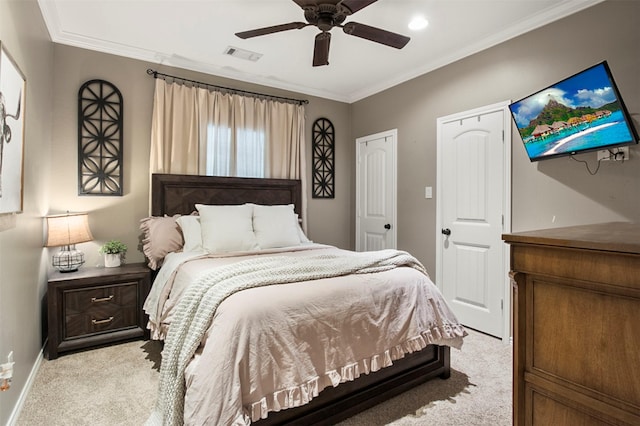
(17, 329, 511, 425)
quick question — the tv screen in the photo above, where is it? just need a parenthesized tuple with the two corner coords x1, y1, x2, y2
(509, 61, 638, 162)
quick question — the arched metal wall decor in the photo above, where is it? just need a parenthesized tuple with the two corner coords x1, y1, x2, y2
(78, 79, 123, 195)
(311, 117, 335, 198)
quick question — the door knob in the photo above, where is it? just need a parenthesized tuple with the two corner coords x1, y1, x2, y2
(384, 224, 391, 230)
(442, 228, 451, 236)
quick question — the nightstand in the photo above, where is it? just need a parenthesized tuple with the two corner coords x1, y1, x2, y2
(47, 262, 151, 360)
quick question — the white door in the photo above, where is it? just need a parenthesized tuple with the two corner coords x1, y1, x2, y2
(356, 129, 397, 251)
(436, 102, 511, 340)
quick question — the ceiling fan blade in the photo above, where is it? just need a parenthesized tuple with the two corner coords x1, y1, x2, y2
(293, 0, 318, 7)
(339, 0, 378, 14)
(236, 22, 308, 39)
(342, 22, 410, 49)
(313, 32, 331, 67)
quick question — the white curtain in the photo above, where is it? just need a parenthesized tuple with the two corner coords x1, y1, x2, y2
(149, 78, 307, 224)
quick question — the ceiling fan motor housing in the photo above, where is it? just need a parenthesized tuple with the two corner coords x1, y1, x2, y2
(304, 3, 349, 31)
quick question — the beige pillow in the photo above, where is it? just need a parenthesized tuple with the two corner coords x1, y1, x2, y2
(140, 215, 184, 270)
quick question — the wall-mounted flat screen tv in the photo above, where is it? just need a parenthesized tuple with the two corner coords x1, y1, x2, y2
(509, 61, 638, 162)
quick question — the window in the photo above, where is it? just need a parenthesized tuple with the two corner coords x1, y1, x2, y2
(205, 124, 265, 178)
(149, 79, 304, 181)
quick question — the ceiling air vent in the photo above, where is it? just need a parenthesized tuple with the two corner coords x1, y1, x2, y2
(224, 46, 262, 62)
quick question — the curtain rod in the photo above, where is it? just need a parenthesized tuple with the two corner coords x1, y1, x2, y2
(146, 69, 309, 105)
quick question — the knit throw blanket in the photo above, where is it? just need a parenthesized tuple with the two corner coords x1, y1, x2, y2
(147, 249, 427, 426)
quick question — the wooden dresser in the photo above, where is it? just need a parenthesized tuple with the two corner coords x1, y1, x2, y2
(503, 222, 640, 426)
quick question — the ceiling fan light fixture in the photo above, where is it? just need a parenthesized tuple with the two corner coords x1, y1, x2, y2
(408, 16, 428, 31)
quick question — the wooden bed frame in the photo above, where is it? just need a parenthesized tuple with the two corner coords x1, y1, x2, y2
(151, 173, 451, 425)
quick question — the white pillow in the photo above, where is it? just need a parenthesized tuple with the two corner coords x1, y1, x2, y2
(176, 215, 203, 252)
(295, 214, 311, 243)
(195, 204, 259, 253)
(253, 204, 301, 249)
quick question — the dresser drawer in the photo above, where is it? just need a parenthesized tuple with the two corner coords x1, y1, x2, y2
(528, 276, 640, 410)
(64, 282, 139, 338)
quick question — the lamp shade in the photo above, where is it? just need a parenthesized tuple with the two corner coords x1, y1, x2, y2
(45, 213, 93, 247)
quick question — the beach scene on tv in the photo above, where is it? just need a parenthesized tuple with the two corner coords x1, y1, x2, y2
(509, 63, 635, 161)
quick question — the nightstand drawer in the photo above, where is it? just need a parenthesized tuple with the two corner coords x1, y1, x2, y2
(64, 308, 138, 338)
(64, 283, 139, 338)
(64, 282, 137, 314)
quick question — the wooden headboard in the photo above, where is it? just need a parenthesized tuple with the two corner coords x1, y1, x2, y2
(151, 174, 302, 217)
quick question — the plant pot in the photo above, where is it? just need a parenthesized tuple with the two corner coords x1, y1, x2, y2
(104, 253, 121, 268)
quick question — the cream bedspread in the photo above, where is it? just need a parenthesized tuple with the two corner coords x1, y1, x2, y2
(145, 245, 465, 426)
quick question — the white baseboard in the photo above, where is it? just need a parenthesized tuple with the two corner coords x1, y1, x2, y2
(6, 342, 46, 426)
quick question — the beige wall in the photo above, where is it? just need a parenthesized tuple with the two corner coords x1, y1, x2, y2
(0, 1, 53, 424)
(351, 0, 640, 275)
(49, 45, 353, 272)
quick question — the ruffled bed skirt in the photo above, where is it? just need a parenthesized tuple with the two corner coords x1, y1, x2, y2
(147, 320, 168, 341)
(249, 323, 466, 422)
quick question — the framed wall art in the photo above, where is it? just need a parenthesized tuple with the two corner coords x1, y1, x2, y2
(311, 117, 335, 198)
(0, 42, 26, 213)
(78, 79, 123, 196)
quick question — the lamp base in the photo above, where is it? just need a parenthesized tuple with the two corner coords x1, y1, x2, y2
(52, 246, 85, 272)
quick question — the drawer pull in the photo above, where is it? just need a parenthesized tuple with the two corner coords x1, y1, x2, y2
(91, 317, 114, 325)
(91, 295, 114, 303)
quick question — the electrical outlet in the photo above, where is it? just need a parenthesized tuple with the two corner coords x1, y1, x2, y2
(1, 352, 14, 376)
(597, 146, 629, 161)
(0, 363, 14, 378)
(0, 352, 14, 391)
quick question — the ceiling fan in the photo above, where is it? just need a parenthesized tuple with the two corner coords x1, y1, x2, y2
(235, 0, 410, 67)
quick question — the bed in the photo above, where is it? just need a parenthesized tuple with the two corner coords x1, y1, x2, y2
(143, 173, 466, 425)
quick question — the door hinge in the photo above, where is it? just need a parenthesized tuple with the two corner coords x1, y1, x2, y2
(501, 299, 504, 311)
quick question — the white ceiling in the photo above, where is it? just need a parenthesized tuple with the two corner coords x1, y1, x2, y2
(38, 0, 603, 103)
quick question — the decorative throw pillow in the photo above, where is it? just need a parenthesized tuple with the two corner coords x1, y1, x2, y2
(139, 215, 184, 270)
(196, 204, 259, 253)
(253, 204, 301, 249)
(176, 214, 203, 252)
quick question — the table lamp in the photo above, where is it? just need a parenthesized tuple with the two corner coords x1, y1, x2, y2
(45, 212, 93, 272)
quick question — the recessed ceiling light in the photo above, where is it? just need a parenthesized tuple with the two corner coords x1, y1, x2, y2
(408, 16, 428, 31)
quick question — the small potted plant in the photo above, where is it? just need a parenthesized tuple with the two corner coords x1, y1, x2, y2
(99, 240, 127, 268)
